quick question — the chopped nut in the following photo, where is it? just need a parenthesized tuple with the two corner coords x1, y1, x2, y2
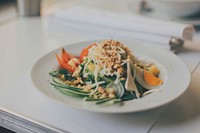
(83, 87, 91, 92)
(117, 67, 123, 74)
(89, 94, 93, 97)
(101, 93, 108, 98)
(61, 74, 65, 80)
(93, 94, 98, 99)
(120, 77, 126, 80)
(106, 88, 115, 94)
(87, 39, 139, 79)
(72, 67, 81, 77)
(77, 84, 82, 87)
(98, 87, 106, 94)
(72, 58, 80, 64)
(113, 64, 120, 69)
(104, 93, 108, 96)
(68, 60, 76, 68)
(108, 93, 115, 98)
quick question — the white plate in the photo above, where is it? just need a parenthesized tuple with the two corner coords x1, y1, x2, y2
(31, 40, 191, 113)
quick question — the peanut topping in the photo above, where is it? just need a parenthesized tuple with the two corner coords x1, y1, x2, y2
(87, 39, 138, 76)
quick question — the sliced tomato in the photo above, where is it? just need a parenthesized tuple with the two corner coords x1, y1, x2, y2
(79, 49, 88, 62)
(79, 43, 96, 62)
(61, 48, 69, 63)
(86, 43, 96, 49)
(56, 54, 75, 73)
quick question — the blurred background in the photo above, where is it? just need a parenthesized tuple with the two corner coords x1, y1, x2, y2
(1, 0, 200, 25)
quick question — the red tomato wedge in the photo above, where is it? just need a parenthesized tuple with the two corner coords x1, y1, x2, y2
(61, 48, 69, 63)
(56, 54, 75, 73)
(79, 43, 96, 62)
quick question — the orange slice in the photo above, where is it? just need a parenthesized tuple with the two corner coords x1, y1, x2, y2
(143, 70, 163, 86)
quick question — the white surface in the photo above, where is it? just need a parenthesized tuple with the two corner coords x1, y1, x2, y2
(0, 17, 199, 133)
(49, 6, 194, 43)
(31, 40, 190, 113)
(0, 18, 167, 133)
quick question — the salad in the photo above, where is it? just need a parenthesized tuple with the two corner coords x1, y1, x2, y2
(49, 40, 163, 105)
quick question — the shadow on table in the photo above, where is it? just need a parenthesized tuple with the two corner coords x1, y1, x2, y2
(0, 126, 15, 133)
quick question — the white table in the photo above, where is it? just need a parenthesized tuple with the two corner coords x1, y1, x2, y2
(0, 1, 200, 133)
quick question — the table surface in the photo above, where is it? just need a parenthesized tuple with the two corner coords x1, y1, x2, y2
(0, 0, 200, 133)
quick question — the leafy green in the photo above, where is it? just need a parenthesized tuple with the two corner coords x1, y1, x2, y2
(121, 90, 136, 101)
(135, 80, 148, 94)
(83, 74, 95, 83)
(54, 86, 89, 96)
(58, 69, 77, 81)
(49, 70, 59, 77)
(49, 69, 77, 81)
(79, 64, 85, 77)
(96, 98, 115, 104)
(51, 77, 85, 91)
(58, 88, 87, 98)
(84, 97, 107, 101)
(119, 79, 136, 101)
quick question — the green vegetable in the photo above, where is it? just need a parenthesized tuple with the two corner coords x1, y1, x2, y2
(51, 77, 90, 93)
(135, 80, 148, 94)
(54, 86, 89, 97)
(99, 75, 115, 83)
(49, 69, 76, 81)
(112, 99, 122, 104)
(96, 98, 115, 104)
(50, 82, 89, 93)
(83, 74, 95, 83)
(84, 97, 107, 101)
(58, 89, 86, 98)
(121, 90, 136, 101)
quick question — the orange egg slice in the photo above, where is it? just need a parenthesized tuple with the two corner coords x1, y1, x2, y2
(143, 70, 163, 86)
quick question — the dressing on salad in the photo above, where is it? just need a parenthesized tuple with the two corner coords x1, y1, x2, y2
(49, 40, 163, 105)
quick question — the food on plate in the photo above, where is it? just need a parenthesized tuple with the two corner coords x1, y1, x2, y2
(49, 40, 163, 105)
